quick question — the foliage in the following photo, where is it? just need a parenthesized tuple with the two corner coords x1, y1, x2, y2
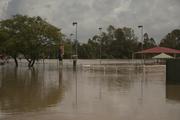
(75, 25, 140, 59)
(3, 15, 179, 62)
(143, 33, 156, 49)
(160, 29, 180, 49)
(0, 15, 62, 67)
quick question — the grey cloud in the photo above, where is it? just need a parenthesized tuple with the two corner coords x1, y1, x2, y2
(5, 0, 36, 17)
(0, 0, 180, 42)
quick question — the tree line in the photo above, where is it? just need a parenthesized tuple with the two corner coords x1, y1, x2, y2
(64, 26, 180, 59)
(63, 25, 157, 59)
(0, 14, 180, 67)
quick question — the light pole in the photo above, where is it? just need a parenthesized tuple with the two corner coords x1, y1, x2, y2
(99, 27, 102, 64)
(138, 26, 144, 104)
(70, 33, 74, 59)
(72, 22, 78, 68)
(73, 22, 78, 57)
(138, 25, 144, 59)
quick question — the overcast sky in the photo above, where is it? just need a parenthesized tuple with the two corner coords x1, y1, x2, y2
(0, 0, 180, 43)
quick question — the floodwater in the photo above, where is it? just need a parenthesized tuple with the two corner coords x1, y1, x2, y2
(0, 60, 180, 120)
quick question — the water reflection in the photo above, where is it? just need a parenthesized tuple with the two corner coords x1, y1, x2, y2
(0, 65, 64, 113)
(72, 67, 78, 109)
(1, 63, 180, 120)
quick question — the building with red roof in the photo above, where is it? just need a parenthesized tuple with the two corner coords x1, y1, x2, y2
(136, 47, 180, 54)
(134, 47, 180, 58)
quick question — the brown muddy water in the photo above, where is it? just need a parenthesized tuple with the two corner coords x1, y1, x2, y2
(0, 60, 180, 120)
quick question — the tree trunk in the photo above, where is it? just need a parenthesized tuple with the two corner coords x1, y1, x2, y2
(30, 60, 35, 67)
(28, 61, 31, 68)
(28, 59, 35, 68)
(14, 57, 18, 67)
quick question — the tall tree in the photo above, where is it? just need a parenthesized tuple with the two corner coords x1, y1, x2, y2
(0, 15, 62, 67)
(160, 29, 180, 49)
(110, 28, 126, 58)
(81, 26, 140, 59)
(122, 27, 139, 58)
(143, 33, 156, 49)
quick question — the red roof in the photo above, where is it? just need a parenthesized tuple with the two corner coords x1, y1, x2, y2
(136, 47, 180, 54)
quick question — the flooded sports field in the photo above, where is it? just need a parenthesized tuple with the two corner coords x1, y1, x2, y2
(0, 60, 180, 120)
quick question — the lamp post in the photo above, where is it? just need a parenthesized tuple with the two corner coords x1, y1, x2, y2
(72, 22, 78, 68)
(70, 33, 74, 59)
(99, 27, 102, 64)
(73, 22, 78, 57)
(138, 25, 144, 104)
(138, 25, 144, 59)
